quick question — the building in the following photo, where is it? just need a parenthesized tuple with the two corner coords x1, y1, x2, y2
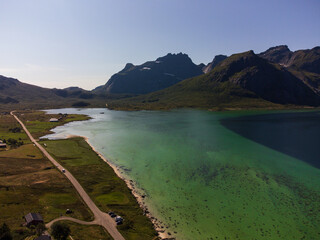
(35, 236, 51, 240)
(0, 140, 6, 148)
(49, 118, 59, 122)
(25, 213, 44, 227)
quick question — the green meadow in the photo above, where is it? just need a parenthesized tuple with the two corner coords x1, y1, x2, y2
(0, 113, 93, 240)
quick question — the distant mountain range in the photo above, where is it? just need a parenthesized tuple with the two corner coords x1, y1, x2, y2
(1, 45, 320, 110)
(0, 75, 104, 110)
(106, 45, 320, 110)
(93, 53, 204, 95)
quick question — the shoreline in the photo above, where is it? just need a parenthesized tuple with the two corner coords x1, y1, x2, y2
(65, 134, 173, 240)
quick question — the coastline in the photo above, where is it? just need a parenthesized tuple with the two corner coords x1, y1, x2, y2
(65, 134, 173, 240)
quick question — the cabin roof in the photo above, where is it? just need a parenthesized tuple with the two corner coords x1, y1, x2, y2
(25, 213, 43, 224)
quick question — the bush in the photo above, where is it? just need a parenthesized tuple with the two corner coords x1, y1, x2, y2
(36, 223, 46, 236)
(0, 223, 12, 240)
(5, 138, 23, 147)
(8, 127, 21, 133)
(51, 222, 70, 240)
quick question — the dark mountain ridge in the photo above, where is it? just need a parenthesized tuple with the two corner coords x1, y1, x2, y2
(259, 45, 320, 94)
(209, 51, 320, 105)
(107, 49, 320, 110)
(259, 45, 320, 73)
(1, 45, 320, 110)
(93, 53, 204, 95)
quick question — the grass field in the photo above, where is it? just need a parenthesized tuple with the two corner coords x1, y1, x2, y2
(17, 110, 90, 139)
(0, 110, 158, 239)
(0, 113, 31, 145)
(41, 137, 158, 240)
(0, 113, 94, 239)
(59, 221, 113, 240)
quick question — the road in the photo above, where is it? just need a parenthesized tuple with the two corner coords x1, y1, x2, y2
(11, 111, 125, 240)
(46, 216, 96, 228)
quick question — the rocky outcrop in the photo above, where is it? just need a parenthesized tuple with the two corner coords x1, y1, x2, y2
(203, 55, 227, 73)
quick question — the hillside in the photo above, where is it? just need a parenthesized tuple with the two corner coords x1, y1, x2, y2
(259, 45, 320, 94)
(259, 45, 320, 73)
(2, 45, 320, 111)
(0, 75, 105, 110)
(93, 53, 203, 95)
(107, 50, 320, 110)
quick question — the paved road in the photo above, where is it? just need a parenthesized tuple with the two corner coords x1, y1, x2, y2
(11, 111, 125, 240)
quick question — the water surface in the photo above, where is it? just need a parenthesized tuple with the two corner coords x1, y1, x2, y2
(44, 108, 320, 240)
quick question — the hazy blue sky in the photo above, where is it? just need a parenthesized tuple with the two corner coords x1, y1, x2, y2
(0, 0, 319, 90)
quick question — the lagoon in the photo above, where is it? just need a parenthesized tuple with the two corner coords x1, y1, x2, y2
(44, 108, 320, 240)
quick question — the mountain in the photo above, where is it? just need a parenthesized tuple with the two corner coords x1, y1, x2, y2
(259, 45, 320, 93)
(203, 55, 227, 73)
(52, 86, 94, 99)
(107, 50, 320, 110)
(287, 47, 320, 74)
(93, 53, 203, 95)
(0, 75, 104, 110)
(259, 45, 320, 73)
(258, 45, 293, 66)
(0, 75, 61, 104)
(2, 45, 320, 111)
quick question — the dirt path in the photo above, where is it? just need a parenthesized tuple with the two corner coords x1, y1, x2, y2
(46, 216, 96, 228)
(11, 111, 125, 240)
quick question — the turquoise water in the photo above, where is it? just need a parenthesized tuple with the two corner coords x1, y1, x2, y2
(44, 109, 320, 240)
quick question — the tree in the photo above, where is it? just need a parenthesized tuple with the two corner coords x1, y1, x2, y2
(51, 222, 70, 240)
(0, 223, 12, 240)
(36, 223, 46, 236)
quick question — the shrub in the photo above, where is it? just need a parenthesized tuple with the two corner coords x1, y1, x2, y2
(51, 222, 70, 240)
(0, 223, 12, 240)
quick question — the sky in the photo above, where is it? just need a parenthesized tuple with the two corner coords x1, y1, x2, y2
(0, 0, 319, 90)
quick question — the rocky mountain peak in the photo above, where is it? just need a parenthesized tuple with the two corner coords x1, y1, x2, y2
(258, 45, 292, 65)
(203, 54, 228, 73)
(156, 52, 192, 63)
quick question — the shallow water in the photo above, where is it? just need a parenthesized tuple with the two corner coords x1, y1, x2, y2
(44, 108, 320, 240)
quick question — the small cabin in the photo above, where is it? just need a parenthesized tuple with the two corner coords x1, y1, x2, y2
(25, 213, 44, 227)
(49, 118, 59, 122)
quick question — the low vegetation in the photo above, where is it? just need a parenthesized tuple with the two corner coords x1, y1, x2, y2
(0, 114, 30, 145)
(41, 137, 158, 240)
(51, 222, 70, 240)
(55, 221, 113, 240)
(107, 80, 284, 111)
(0, 113, 94, 239)
(17, 110, 90, 139)
(0, 223, 12, 240)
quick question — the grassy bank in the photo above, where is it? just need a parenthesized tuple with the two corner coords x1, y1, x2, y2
(0, 113, 93, 239)
(41, 137, 158, 240)
(16, 110, 90, 139)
